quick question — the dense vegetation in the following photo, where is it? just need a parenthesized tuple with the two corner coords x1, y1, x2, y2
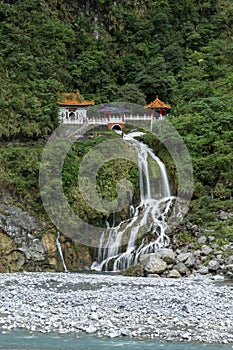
(0, 0, 232, 237)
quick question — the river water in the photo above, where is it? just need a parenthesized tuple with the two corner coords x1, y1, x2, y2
(0, 331, 231, 350)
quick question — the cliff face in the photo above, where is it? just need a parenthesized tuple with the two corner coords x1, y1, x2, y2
(0, 188, 92, 272)
(1, 185, 232, 276)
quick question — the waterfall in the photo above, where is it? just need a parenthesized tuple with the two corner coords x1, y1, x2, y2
(56, 231, 68, 273)
(124, 132, 171, 199)
(91, 132, 174, 272)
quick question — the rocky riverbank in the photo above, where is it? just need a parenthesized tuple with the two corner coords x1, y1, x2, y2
(0, 272, 233, 344)
(122, 240, 233, 279)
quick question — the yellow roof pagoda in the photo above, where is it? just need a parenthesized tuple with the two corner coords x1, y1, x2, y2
(145, 96, 171, 109)
(58, 91, 94, 107)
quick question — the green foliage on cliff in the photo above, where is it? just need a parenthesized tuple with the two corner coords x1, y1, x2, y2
(1, 0, 233, 134)
(61, 133, 140, 226)
(0, 143, 43, 210)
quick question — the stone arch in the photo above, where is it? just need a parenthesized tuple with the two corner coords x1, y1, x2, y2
(111, 124, 122, 131)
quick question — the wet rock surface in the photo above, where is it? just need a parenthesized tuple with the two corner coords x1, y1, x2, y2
(0, 199, 53, 272)
(0, 272, 232, 344)
(0, 196, 92, 273)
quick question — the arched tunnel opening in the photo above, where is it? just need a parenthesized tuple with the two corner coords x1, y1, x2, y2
(111, 124, 122, 131)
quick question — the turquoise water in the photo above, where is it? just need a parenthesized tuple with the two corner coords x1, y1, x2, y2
(0, 331, 232, 350)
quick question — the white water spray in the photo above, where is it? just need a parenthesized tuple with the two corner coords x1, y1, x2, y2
(56, 231, 68, 273)
(91, 132, 175, 272)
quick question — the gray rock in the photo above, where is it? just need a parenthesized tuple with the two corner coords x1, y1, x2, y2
(201, 245, 213, 256)
(198, 236, 207, 244)
(198, 266, 209, 275)
(108, 330, 120, 338)
(194, 250, 201, 257)
(200, 256, 207, 262)
(214, 250, 223, 255)
(119, 302, 127, 309)
(211, 275, 224, 281)
(181, 247, 188, 253)
(90, 312, 99, 320)
(226, 271, 233, 279)
(222, 244, 230, 252)
(0, 206, 41, 238)
(181, 304, 190, 313)
(173, 262, 187, 275)
(120, 328, 131, 336)
(20, 240, 46, 261)
(193, 249, 201, 257)
(219, 211, 229, 220)
(90, 305, 97, 312)
(167, 269, 181, 278)
(195, 259, 202, 267)
(139, 253, 158, 263)
(185, 253, 196, 268)
(211, 243, 219, 249)
(226, 256, 233, 265)
(208, 260, 220, 272)
(208, 236, 215, 242)
(177, 252, 191, 263)
(159, 248, 176, 264)
(147, 274, 161, 278)
(85, 326, 97, 334)
(0, 203, 47, 269)
(142, 255, 167, 274)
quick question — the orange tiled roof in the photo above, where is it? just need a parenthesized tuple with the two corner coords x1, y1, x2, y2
(145, 96, 171, 109)
(58, 91, 94, 107)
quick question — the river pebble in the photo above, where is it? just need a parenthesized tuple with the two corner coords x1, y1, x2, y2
(0, 272, 232, 344)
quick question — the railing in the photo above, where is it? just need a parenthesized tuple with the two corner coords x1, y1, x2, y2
(85, 118, 108, 124)
(61, 114, 165, 125)
(107, 116, 123, 122)
(61, 118, 108, 125)
(125, 114, 152, 121)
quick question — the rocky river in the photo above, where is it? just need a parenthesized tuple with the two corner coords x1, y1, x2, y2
(0, 272, 232, 345)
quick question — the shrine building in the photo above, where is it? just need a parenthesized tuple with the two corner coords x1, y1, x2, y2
(58, 92, 171, 130)
(58, 91, 94, 123)
(144, 96, 171, 119)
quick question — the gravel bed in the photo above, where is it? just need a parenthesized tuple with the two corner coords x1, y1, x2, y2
(0, 272, 233, 344)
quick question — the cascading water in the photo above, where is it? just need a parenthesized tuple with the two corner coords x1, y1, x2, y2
(91, 132, 175, 272)
(56, 231, 68, 273)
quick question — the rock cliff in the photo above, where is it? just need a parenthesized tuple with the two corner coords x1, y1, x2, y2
(0, 188, 92, 273)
